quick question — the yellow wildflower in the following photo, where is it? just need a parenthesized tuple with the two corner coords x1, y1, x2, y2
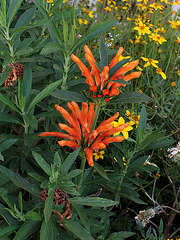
(47, 0, 53, 3)
(141, 57, 159, 68)
(129, 39, 133, 44)
(93, 150, 105, 161)
(175, 37, 180, 44)
(104, 6, 112, 12)
(177, 70, 180, 76)
(156, 68, 167, 79)
(138, 89, 143, 93)
(149, 3, 164, 10)
(158, 49, 162, 53)
(113, 117, 134, 139)
(134, 21, 151, 36)
(137, 0, 148, 4)
(174, 0, 180, 5)
(171, 82, 176, 87)
(149, 33, 167, 45)
(88, 11, 93, 18)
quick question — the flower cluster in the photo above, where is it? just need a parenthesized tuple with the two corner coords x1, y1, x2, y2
(40, 101, 129, 167)
(71, 45, 141, 102)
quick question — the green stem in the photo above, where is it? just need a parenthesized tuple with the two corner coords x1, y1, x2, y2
(61, 55, 70, 90)
(77, 153, 86, 192)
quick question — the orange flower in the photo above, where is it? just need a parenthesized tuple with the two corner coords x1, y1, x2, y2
(71, 45, 141, 101)
(40, 101, 129, 167)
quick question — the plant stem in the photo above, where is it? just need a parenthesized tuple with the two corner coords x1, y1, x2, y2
(61, 55, 70, 90)
(77, 153, 87, 192)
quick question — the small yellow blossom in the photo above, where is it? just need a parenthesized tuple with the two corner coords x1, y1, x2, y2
(93, 150, 105, 161)
(156, 68, 167, 79)
(113, 117, 134, 139)
(175, 37, 180, 44)
(138, 89, 143, 93)
(104, 6, 112, 12)
(129, 39, 133, 44)
(141, 57, 159, 68)
(171, 82, 176, 87)
(177, 70, 180, 76)
(174, 0, 180, 5)
(47, 0, 53, 3)
(88, 11, 93, 18)
(149, 33, 167, 45)
(149, 3, 164, 10)
(134, 21, 151, 36)
(127, 17, 131, 21)
(158, 49, 162, 54)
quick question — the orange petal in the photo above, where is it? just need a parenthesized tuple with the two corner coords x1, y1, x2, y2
(100, 66, 109, 90)
(55, 104, 79, 130)
(84, 45, 95, 61)
(90, 142, 106, 151)
(87, 102, 95, 132)
(58, 140, 79, 149)
(84, 147, 94, 166)
(58, 123, 81, 144)
(39, 132, 74, 140)
(111, 60, 139, 80)
(109, 88, 119, 97)
(71, 54, 95, 86)
(123, 71, 141, 82)
(102, 136, 125, 145)
(99, 112, 119, 126)
(109, 47, 124, 69)
(85, 53, 101, 86)
(81, 102, 89, 123)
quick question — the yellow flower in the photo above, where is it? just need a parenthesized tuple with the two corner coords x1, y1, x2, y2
(113, 117, 133, 139)
(82, 8, 86, 13)
(160, 27, 166, 34)
(88, 11, 93, 18)
(149, 3, 164, 10)
(104, 6, 112, 12)
(93, 150, 105, 161)
(141, 57, 159, 68)
(138, 89, 143, 93)
(129, 39, 133, 43)
(160, 0, 168, 3)
(136, 66, 143, 71)
(177, 70, 180, 76)
(78, 19, 83, 24)
(122, 157, 126, 165)
(149, 33, 167, 45)
(175, 37, 180, 44)
(157, 49, 162, 53)
(47, 0, 53, 3)
(156, 68, 167, 79)
(126, 110, 134, 119)
(134, 21, 151, 36)
(174, 0, 180, 5)
(171, 82, 176, 87)
(137, 0, 148, 4)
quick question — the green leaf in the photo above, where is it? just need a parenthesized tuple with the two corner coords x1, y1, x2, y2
(28, 172, 46, 182)
(0, 165, 40, 196)
(23, 64, 32, 105)
(44, 189, 54, 222)
(32, 0, 64, 49)
(14, 7, 35, 30)
(51, 90, 89, 102)
(0, 112, 22, 125)
(109, 58, 131, 78)
(74, 205, 90, 231)
(66, 169, 82, 179)
(40, 41, 62, 55)
(13, 220, 41, 240)
(70, 197, 118, 207)
(99, 36, 108, 67)
(145, 139, 176, 150)
(136, 104, 147, 143)
(40, 220, 52, 240)
(15, 47, 34, 57)
(54, 152, 61, 167)
(0, 224, 19, 239)
(32, 151, 51, 176)
(63, 17, 68, 48)
(25, 210, 41, 221)
(0, 65, 12, 86)
(0, 93, 21, 114)
(94, 162, 109, 180)
(7, 0, 23, 27)
(107, 231, 135, 240)
(0, 139, 18, 152)
(71, 21, 118, 53)
(0, 187, 7, 196)
(24, 115, 38, 130)
(60, 147, 81, 174)
(0, 152, 4, 161)
(63, 219, 94, 240)
(27, 79, 63, 113)
(18, 191, 23, 212)
(111, 92, 151, 104)
(1, 0, 6, 24)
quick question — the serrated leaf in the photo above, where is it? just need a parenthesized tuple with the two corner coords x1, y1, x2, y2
(27, 79, 62, 113)
(40, 42, 62, 55)
(0, 165, 40, 196)
(107, 231, 135, 240)
(44, 189, 54, 222)
(51, 90, 89, 102)
(0, 112, 22, 125)
(25, 210, 41, 221)
(63, 219, 94, 240)
(70, 197, 118, 207)
(13, 220, 41, 240)
(111, 92, 151, 104)
(99, 36, 108, 67)
(0, 224, 20, 239)
(60, 147, 81, 174)
(0, 139, 18, 152)
(94, 162, 109, 180)
(0, 93, 21, 114)
(32, 151, 51, 176)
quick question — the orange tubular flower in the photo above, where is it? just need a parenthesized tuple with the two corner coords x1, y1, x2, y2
(39, 101, 129, 167)
(71, 45, 141, 101)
